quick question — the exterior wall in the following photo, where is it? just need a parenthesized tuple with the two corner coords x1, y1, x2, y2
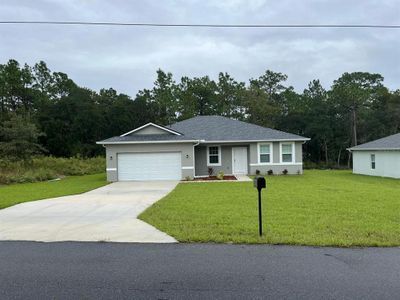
(249, 141, 304, 175)
(105, 143, 195, 181)
(353, 150, 400, 179)
(131, 126, 170, 135)
(195, 145, 244, 176)
(195, 141, 305, 176)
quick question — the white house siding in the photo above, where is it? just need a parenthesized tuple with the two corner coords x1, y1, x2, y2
(353, 150, 400, 179)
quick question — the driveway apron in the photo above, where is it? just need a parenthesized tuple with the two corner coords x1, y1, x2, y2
(0, 181, 178, 243)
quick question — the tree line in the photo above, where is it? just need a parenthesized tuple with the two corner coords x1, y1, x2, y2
(1, 59, 399, 166)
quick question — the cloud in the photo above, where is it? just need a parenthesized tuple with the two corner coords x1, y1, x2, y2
(0, 0, 398, 96)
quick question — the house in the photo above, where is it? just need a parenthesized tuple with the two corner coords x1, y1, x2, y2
(96, 116, 310, 181)
(348, 133, 400, 179)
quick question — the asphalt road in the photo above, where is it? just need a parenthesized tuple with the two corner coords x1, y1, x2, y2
(0, 242, 399, 300)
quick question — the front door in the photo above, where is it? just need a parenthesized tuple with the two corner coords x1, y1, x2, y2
(232, 147, 248, 175)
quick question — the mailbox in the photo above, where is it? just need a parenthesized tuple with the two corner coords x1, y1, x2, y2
(253, 175, 267, 236)
(253, 176, 266, 191)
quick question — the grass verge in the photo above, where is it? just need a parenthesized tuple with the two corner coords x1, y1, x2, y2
(139, 170, 400, 247)
(0, 173, 107, 209)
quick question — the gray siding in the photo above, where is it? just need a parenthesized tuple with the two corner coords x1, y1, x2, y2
(131, 125, 171, 135)
(105, 143, 194, 181)
(105, 140, 305, 181)
(195, 145, 237, 176)
(249, 141, 304, 175)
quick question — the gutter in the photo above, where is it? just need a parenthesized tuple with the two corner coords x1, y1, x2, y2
(96, 140, 200, 145)
(347, 148, 400, 152)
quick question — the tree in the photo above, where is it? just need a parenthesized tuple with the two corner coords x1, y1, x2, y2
(215, 72, 246, 119)
(0, 59, 34, 117)
(302, 80, 333, 164)
(151, 69, 178, 125)
(0, 114, 45, 160)
(331, 72, 384, 147)
(177, 76, 218, 118)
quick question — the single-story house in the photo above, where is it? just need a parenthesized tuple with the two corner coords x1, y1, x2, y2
(348, 133, 400, 179)
(97, 115, 310, 181)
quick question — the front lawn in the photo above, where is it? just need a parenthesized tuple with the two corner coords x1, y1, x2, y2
(139, 170, 400, 247)
(0, 173, 107, 209)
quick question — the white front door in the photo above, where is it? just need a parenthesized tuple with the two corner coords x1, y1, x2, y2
(232, 147, 248, 175)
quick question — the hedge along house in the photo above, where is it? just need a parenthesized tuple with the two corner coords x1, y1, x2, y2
(348, 133, 400, 179)
(97, 116, 310, 181)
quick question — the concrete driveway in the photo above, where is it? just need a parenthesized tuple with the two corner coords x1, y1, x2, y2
(0, 181, 178, 243)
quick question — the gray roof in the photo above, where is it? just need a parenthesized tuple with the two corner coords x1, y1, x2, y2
(97, 115, 309, 144)
(168, 115, 308, 141)
(349, 133, 400, 151)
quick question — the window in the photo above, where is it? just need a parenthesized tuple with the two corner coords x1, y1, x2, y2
(207, 146, 221, 166)
(281, 143, 294, 163)
(371, 154, 376, 169)
(259, 143, 271, 163)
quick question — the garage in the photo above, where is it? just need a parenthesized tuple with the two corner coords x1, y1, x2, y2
(117, 152, 182, 181)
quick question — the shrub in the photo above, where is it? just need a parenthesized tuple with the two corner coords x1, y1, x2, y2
(184, 176, 193, 181)
(282, 169, 288, 175)
(0, 156, 105, 185)
(208, 167, 214, 176)
(216, 171, 224, 180)
(267, 169, 273, 175)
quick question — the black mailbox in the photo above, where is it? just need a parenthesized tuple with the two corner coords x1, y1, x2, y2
(254, 176, 266, 191)
(253, 175, 267, 236)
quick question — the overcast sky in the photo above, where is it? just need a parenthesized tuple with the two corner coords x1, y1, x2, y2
(1, 0, 399, 97)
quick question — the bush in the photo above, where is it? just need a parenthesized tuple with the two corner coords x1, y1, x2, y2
(184, 176, 193, 181)
(267, 169, 273, 175)
(303, 161, 349, 170)
(208, 167, 214, 176)
(282, 169, 288, 175)
(216, 171, 224, 180)
(0, 156, 105, 185)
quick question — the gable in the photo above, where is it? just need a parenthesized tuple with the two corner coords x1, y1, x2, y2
(131, 125, 172, 135)
(120, 123, 182, 137)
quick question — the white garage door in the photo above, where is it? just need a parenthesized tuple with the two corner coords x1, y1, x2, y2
(117, 152, 181, 181)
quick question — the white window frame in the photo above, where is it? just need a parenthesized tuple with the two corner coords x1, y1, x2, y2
(257, 142, 273, 164)
(280, 142, 295, 164)
(207, 145, 222, 166)
(370, 154, 376, 170)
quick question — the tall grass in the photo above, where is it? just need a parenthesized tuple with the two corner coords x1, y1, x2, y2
(0, 156, 105, 184)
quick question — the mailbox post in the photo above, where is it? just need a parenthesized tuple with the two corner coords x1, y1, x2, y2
(253, 173, 266, 236)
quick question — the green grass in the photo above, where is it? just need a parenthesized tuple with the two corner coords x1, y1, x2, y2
(139, 170, 400, 247)
(0, 173, 107, 209)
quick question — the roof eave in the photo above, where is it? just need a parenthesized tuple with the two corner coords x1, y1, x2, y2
(348, 147, 400, 151)
(96, 140, 200, 145)
(199, 138, 310, 143)
(120, 122, 183, 137)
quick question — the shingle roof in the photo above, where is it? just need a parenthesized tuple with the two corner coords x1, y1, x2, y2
(97, 115, 309, 144)
(349, 133, 400, 151)
(168, 115, 308, 141)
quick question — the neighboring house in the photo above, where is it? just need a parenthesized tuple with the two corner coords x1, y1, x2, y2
(348, 133, 400, 179)
(97, 116, 310, 181)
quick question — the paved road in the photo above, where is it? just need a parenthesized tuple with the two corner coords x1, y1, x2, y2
(0, 242, 399, 300)
(0, 181, 177, 243)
